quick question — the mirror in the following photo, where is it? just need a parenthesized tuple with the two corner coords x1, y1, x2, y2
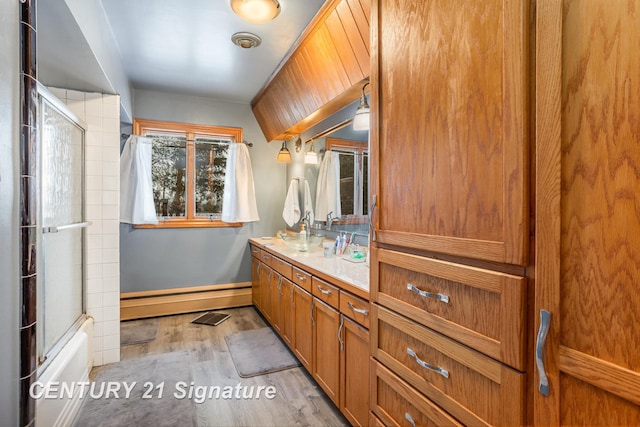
(286, 99, 370, 242)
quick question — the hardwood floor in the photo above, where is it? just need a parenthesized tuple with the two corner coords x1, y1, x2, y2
(116, 306, 349, 427)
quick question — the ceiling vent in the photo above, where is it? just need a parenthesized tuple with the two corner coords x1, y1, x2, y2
(231, 32, 262, 49)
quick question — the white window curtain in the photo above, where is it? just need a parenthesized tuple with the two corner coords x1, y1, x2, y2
(315, 151, 341, 220)
(221, 143, 260, 223)
(120, 135, 158, 224)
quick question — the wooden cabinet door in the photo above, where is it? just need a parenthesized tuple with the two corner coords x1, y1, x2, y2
(281, 278, 295, 348)
(339, 315, 369, 427)
(251, 256, 260, 309)
(313, 298, 341, 405)
(293, 285, 313, 372)
(534, 1, 640, 424)
(259, 264, 272, 322)
(271, 273, 283, 334)
(371, 0, 529, 265)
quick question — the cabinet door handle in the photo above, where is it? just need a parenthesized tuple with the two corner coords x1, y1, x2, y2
(406, 347, 449, 379)
(369, 194, 377, 242)
(290, 286, 295, 308)
(256, 263, 261, 275)
(536, 309, 551, 397)
(295, 273, 307, 281)
(277, 277, 283, 296)
(338, 315, 344, 352)
(347, 301, 368, 316)
(404, 412, 417, 427)
(317, 285, 332, 295)
(310, 299, 315, 327)
(407, 283, 449, 304)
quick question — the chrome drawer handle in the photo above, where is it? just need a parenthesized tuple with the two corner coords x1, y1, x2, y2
(406, 347, 449, 379)
(405, 412, 416, 427)
(295, 273, 307, 281)
(317, 286, 332, 295)
(536, 310, 551, 396)
(407, 283, 449, 304)
(347, 301, 368, 316)
(262, 255, 270, 261)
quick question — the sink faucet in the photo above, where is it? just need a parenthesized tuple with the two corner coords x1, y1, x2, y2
(300, 211, 312, 235)
(326, 211, 339, 230)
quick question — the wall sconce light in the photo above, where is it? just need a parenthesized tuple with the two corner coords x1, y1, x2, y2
(304, 142, 318, 164)
(352, 81, 370, 131)
(276, 138, 292, 163)
(230, 0, 281, 24)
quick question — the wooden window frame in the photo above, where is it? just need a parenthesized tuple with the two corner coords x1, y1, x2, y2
(132, 118, 242, 229)
(326, 137, 369, 224)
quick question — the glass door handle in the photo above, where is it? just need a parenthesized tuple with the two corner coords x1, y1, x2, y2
(43, 221, 91, 234)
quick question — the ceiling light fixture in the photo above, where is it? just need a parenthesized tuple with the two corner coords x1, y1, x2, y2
(277, 138, 292, 163)
(230, 0, 281, 24)
(352, 81, 370, 131)
(231, 32, 262, 49)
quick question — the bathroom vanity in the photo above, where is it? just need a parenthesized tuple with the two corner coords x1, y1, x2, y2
(249, 237, 369, 426)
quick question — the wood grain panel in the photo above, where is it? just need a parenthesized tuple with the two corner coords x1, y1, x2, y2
(336, 0, 370, 73)
(325, 10, 366, 84)
(559, 373, 640, 425)
(293, 285, 313, 371)
(292, 267, 312, 292)
(371, 360, 463, 427)
(373, 305, 526, 427)
(251, 0, 370, 142)
(559, 346, 640, 406)
(374, 248, 526, 370)
(313, 299, 341, 405)
(374, 0, 528, 265)
(339, 291, 370, 329)
(270, 255, 292, 281)
(251, 256, 260, 308)
(560, 0, 640, 372)
(339, 316, 370, 426)
(312, 276, 340, 309)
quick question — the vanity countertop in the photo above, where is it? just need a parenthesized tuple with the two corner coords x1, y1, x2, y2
(249, 237, 370, 300)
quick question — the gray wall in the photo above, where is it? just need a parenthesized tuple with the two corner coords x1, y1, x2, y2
(120, 89, 287, 292)
(0, 0, 20, 424)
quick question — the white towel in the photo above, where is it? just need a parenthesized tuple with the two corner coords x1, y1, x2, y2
(283, 179, 301, 227)
(120, 136, 158, 224)
(315, 151, 341, 220)
(303, 180, 315, 225)
(221, 143, 260, 222)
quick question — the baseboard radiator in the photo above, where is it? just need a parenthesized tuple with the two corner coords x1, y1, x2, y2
(120, 282, 252, 320)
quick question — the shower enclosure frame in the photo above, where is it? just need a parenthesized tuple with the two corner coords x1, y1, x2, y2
(36, 83, 89, 374)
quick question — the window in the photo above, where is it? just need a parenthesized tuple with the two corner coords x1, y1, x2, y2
(326, 137, 368, 218)
(132, 118, 243, 228)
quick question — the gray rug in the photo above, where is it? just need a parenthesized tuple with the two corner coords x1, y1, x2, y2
(224, 327, 300, 378)
(120, 319, 158, 346)
(73, 351, 196, 427)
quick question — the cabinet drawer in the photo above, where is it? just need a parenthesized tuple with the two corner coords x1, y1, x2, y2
(292, 267, 311, 292)
(270, 256, 292, 281)
(312, 277, 340, 309)
(373, 248, 526, 370)
(371, 359, 462, 427)
(340, 291, 370, 329)
(258, 250, 272, 266)
(250, 245, 261, 258)
(372, 305, 525, 427)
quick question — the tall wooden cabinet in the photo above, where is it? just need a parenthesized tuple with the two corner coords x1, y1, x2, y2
(370, 0, 529, 266)
(534, 1, 640, 424)
(370, 0, 530, 425)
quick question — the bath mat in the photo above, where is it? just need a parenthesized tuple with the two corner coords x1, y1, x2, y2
(225, 327, 300, 378)
(120, 319, 158, 346)
(191, 311, 230, 326)
(73, 351, 196, 427)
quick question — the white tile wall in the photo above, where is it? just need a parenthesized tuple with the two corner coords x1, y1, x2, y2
(49, 87, 121, 367)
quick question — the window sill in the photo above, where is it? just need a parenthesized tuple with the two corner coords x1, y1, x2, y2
(133, 219, 242, 229)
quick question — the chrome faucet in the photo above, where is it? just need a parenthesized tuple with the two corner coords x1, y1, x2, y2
(300, 211, 312, 235)
(326, 211, 339, 230)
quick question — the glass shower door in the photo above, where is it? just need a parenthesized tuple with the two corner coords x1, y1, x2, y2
(38, 91, 87, 361)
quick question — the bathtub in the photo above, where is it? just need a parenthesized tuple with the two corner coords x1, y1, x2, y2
(36, 317, 93, 427)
